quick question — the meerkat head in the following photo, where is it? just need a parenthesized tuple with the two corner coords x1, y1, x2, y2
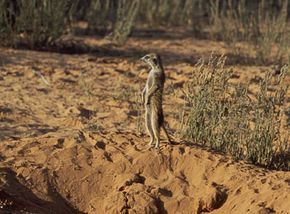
(140, 53, 163, 70)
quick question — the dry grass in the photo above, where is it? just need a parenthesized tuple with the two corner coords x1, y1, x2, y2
(181, 55, 289, 170)
(0, 0, 78, 47)
(0, 1, 289, 64)
(209, 0, 290, 64)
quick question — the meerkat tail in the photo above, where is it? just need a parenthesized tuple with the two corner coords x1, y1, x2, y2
(161, 124, 172, 143)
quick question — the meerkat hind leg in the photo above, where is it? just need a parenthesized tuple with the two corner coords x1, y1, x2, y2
(151, 112, 160, 149)
(145, 107, 155, 147)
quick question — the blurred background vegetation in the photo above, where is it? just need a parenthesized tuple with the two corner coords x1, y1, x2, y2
(0, 0, 289, 64)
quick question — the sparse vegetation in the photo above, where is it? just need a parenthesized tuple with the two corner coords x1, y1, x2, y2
(79, 71, 94, 98)
(181, 55, 289, 170)
(255, 0, 290, 64)
(208, 0, 290, 64)
(0, 0, 79, 48)
(86, 0, 111, 34)
(112, 0, 140, 45)
(0, 0, 289, 64)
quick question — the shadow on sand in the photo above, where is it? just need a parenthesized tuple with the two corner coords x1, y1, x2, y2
(0, 167, 85, 214)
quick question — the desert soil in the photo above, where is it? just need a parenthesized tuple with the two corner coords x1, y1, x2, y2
(0, 30, 290, 213)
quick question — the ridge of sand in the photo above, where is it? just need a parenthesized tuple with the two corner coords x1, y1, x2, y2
(0, 129, 290, 213)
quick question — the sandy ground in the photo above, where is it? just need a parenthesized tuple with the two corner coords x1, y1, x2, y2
(0, 30, 290, 213)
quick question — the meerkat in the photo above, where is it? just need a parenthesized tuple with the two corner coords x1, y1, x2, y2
(140, 53, 172, 148)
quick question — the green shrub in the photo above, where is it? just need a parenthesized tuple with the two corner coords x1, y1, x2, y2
(182, 55, 289, 170)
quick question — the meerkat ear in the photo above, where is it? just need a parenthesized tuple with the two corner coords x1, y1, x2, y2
(152, 58, 158, 65)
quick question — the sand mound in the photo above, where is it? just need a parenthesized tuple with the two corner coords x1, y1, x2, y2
(0, 129, 289, 213)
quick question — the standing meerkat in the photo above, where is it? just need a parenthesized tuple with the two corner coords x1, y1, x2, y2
(140, 53, 172, 148)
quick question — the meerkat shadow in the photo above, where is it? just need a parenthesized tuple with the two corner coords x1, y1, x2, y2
(168, 140, 180, 145)
(167, 139, 196, 148)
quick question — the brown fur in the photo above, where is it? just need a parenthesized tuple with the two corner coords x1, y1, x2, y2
(141, 53, 171, 148)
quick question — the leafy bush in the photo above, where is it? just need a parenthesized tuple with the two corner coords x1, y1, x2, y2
(182, 55, 289, 170)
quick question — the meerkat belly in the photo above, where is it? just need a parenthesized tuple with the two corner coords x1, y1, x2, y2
(150, 89, 162, 104)
(149, 91, 164, 125)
